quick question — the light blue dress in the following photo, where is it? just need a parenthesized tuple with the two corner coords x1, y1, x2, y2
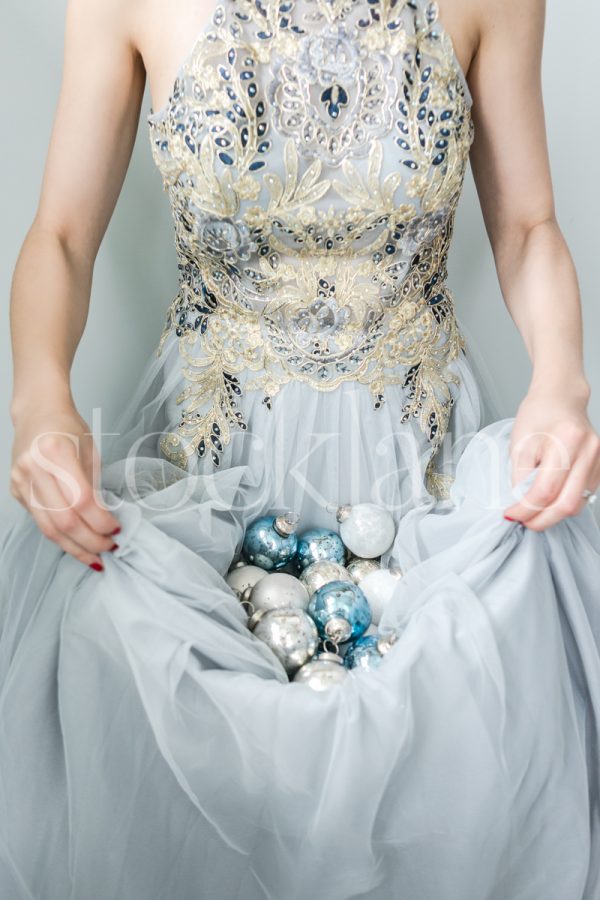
(2, 0, 600, 897)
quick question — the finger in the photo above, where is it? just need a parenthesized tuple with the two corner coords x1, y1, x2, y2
(525, 438, 600, 532)
(505, 434, 574, 523)
(509, 432, 543, 489)
(29, 469, 119, 557)
(26, 478, 106, 570)
(30, 433, 121, 537)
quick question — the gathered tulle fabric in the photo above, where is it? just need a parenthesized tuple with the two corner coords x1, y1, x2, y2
(1, 332, 600, 899)
(2, 0, 600, 890)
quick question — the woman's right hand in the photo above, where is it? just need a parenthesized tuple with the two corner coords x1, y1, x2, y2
(9, 405, 122, 571)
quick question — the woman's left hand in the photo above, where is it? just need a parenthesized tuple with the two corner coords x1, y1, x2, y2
(503, 386, 600, 530)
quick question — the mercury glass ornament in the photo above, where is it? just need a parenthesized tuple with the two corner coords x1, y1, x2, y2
(295, 528, 346, 573)
(344, 629, 399, 671)
(346, 556, 381, 584)
(250, 607, 319, 676)
(246, 573, 309, 623)
(336, 503, 396, 558)
(225, 564, 268, 598)
(292, 650, 348, 691)
(242, 512, 300, 571)
(299, 559, 352, 597)
(307, 579, 371, 643)
(343, 635, 383, 671)
(359, 567, 403, 625)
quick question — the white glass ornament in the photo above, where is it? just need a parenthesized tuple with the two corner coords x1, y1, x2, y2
(358, 568, 403, 625)
(346, 556, 381, 584)
(336, 503, 396, 558)
(225, 564, 268, 597)
(299, 560, 352, 597)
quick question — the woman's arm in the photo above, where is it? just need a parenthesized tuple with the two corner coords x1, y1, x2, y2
(9, 0, 147, 568)
(467, 0, 600, 529)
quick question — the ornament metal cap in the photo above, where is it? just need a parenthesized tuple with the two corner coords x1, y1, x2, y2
(247, 607, 268, 631)
(273, 511, 300, 536)
(335, 504, 353, 524)
(324, 615, 353, 643)
(316, 650, 345, 666)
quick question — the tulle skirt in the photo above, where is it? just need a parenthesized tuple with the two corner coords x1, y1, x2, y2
(1, 331, 600, 900)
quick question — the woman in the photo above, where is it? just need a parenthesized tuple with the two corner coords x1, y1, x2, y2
(2, 0, 600, 896)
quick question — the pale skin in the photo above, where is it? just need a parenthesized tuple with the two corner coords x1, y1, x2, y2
(9, 0, 600, 572)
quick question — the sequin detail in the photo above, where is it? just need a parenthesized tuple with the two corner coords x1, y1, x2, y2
(148, 0, 474, 472)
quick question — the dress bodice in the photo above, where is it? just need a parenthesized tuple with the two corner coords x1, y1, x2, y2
(147, 0, 474, 472)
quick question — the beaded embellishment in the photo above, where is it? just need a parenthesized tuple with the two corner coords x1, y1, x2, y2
(147, 0, 474, 477)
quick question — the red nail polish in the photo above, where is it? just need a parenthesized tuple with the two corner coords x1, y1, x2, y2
(504, 515, 517, 522)
(89, 562, 104, 572)
(109, 543, 119, 552)
(110, 526, 121, 536)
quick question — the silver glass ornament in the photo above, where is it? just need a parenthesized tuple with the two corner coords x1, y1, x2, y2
(292, 650, 348, 691)
(246, 573, 310, 624)
(242, 511, 300, 571)
(346, 556, 381, 584)
(250, 607, 319, 676)
(336, 503, 396, 558)
(225, 564, 268, 598)
(295, 528, 346, 572)
(299, 559, 352, 597)
(307, 579, 371, 643)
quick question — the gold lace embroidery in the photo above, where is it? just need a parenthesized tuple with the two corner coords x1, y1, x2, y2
(148, 0, 474, 472)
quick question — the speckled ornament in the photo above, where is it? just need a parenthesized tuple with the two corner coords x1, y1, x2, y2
(242, 512, 300, 571)
(295, 528, 347, 573)
(346, 556, 381, 584)
(299, 559, 352, 596)
(250, 607, 319, 676)
(307, 579, 371, 643)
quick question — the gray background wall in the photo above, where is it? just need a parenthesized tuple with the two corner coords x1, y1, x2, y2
(1, 1, 598, 530)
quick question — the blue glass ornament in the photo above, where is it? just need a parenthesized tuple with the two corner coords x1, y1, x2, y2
(242, 512, 299, 571)
(295, 528, 346, 573)
(307, 579, 371, 643)
(344, 635, 384, 671)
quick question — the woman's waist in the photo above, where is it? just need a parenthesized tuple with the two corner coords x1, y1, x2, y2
(158, 278, 464, 394)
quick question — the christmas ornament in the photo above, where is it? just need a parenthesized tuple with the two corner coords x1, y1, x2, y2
(359, 567, 403, 625)
(346, 556, 381, 584)
(295, 528, 346, 572)
(245, 572, 309, 620)
(299, 559, 352, 596)
(343, 635, 382, 671)
(292, 649, 348, 691)
(242, 512, 300, 571)
(250, 607, 319, 676)
(344, 630, 400, 671)
(336, 503, 396, 558)
(307, 579, 371, 643)
(225, 564, 268, 597)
